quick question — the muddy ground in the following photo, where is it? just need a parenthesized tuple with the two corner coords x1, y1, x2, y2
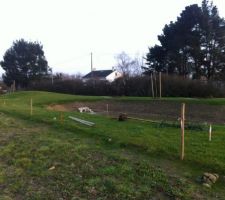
(47, 100, 225, 124)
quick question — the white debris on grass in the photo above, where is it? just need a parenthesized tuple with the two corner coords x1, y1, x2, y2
(48, 166, 55, 170)
(78, 107, 95, 114)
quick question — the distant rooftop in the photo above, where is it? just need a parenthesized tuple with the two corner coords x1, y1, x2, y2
(83, 70, 113, 79)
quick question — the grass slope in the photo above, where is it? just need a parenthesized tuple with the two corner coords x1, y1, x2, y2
(3, 90, 225, 105)
(0, 114, 192, 199)
(0, 91, 224, 199)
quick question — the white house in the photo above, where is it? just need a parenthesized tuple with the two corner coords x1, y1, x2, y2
(82, 70, 122, 82)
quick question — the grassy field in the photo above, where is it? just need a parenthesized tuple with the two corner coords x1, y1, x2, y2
(0, 91, 224, 199)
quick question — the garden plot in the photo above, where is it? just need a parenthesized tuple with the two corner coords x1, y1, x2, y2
(48, 100, 225, 124)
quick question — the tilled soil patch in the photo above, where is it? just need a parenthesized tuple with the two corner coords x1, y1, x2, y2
(47, 100, 225, 124)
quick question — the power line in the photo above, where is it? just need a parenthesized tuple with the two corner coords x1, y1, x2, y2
(52, 54, 90, 66)
(51, 52, 148, 68)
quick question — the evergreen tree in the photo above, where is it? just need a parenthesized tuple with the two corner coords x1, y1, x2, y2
(200, 0, 225, 79)
(145, 0, 225, 80)
(0, 39, 51, 87)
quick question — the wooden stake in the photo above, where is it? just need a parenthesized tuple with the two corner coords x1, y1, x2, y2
(159, 72, 162, 98)
(30, 98, 33, 116)
(209, 124, 212, 141)
(151, 74, 154, 98)
(13, 80, 15, 93)
(154, 72, 158, 98)
(3, 100, 5, 105)
(180, 103, 185, 160)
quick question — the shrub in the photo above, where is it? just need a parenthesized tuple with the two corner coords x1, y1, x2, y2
(28, 75, 225, 97)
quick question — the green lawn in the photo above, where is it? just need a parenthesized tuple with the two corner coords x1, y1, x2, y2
(0, 91, 224, 199)
(3, 90, 225, 105)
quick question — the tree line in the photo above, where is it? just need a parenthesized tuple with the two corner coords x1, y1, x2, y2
(29, 74, 225, 97)
(143, 0, 225, 80)
(1, 0, 225, 92)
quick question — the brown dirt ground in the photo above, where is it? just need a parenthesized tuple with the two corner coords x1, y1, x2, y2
(47, 100, 225, 124)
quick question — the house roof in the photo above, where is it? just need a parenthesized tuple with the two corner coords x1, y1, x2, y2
(83, 70, 113, 79)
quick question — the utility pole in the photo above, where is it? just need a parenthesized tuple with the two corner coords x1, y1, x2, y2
(51, 70, 54, 85)
(91, 52, 95, 87)
(91, 52, 93, 72)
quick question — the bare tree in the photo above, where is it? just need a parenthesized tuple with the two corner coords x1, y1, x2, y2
(71, 72, 83, 80)
(114, 52, 143, 78)
(114, 52, 143, 95)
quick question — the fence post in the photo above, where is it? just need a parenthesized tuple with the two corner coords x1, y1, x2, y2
(209, 124, 212, 141)
(106, 104, 109, 116)
(154, 72, 158, 98)
(13, 80, 16, 93)
(180, 103, 185, 160)
(159, 72, 162, 98)
(151, 74, 154, 98)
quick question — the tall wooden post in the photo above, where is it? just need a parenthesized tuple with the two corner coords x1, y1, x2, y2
(180, 103, 185, 160)
(209, 124, 212, 141)
(154, 72, 158, 98)
(13, 80, 16, 93)
(159, 72, 162, 98)
(151, 74, 154, 98)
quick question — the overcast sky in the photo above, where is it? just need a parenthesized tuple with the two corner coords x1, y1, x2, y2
(0, 0, 225, 75)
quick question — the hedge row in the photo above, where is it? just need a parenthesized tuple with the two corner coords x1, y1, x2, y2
(28, 75, 225, 97)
